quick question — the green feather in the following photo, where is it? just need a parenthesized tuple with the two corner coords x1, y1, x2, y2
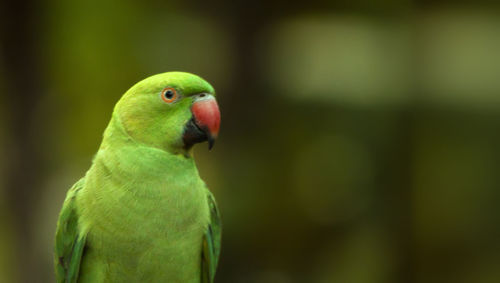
(54, 178, 87, 283)
(202, 189, 222, 283)
(54, 72, 221, 282)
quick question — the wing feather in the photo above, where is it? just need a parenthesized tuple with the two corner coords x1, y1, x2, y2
(201, 189, 222, 283)
(54, 178, 87, 283)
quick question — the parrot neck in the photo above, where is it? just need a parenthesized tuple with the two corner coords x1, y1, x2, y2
(101, 111, 193, 157)
(88, 113, 202, 197)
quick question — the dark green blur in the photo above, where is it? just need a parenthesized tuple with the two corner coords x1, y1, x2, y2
(1, 0, 500, 282)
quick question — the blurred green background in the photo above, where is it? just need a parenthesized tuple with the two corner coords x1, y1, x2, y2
(1, 0, 500, 282)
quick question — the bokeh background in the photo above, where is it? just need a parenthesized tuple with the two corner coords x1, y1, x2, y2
(1, 0, 500, 282)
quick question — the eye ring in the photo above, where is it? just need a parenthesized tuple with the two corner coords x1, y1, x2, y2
(160, 87, 178, 103)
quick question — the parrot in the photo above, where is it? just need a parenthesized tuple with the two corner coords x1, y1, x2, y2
(54, 72, 221, 283)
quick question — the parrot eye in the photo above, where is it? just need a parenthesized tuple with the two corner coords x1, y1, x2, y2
(160, 87, 178, 103)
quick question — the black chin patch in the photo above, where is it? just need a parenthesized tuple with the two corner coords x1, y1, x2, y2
(183, 117, 208, 149)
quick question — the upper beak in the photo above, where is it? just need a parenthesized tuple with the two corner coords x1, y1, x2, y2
(186, 93, 220, 149)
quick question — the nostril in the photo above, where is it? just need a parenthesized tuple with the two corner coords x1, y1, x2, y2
(199, 93, 206, 98)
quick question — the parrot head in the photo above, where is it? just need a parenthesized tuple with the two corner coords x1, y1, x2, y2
(114, 72, 220, 153)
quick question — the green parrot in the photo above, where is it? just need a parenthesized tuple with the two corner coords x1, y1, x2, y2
(54, 72, 222, 283)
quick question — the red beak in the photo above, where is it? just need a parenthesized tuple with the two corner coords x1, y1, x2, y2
(191, 95, 220, 149)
